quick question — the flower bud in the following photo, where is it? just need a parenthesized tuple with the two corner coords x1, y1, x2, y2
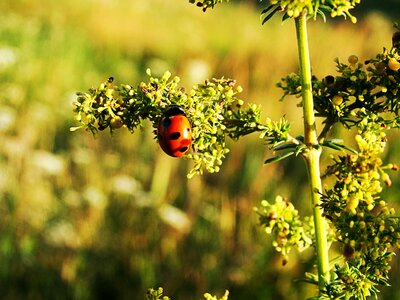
(110, 116, 123, 129)
(388, 57, 400, 71)
(348, 55, 359, 64)
(381, 172, 392, 186)
(332, 95, 343, 106)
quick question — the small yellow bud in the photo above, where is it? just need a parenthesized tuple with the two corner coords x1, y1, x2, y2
(348, 55, 359, 64)
(388, 57, 400, 71)
(332, 95, 343, 106)
(344, 176, 352, 184)
(381, 172, 392, 186)
(162, 71, 171, 81)
(110, 116, 123, 129)
(346, 198, 359, 214)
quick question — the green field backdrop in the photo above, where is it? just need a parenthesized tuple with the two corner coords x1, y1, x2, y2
(0, 0, 399, 299)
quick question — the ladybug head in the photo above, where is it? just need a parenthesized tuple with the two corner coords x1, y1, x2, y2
(164, 105, 186, 117)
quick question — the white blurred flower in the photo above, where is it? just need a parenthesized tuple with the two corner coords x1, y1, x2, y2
(0, 106, 16, 132)
(184, 59, 211, 85)
(46, 221, 77, 247)
(158, 204, 191, 233)
(111, 175, 140, 195)
(0, 47, 17, 69)
(83, 186, 107, 209)
(32, 150, 66, 176)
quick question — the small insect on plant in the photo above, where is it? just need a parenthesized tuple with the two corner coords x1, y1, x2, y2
(157, 105, 192, 157)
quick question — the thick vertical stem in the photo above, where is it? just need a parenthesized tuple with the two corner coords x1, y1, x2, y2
(295, 14, 330, 288)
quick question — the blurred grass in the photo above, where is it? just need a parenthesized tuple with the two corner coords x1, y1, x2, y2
(0, 0, 399, 299)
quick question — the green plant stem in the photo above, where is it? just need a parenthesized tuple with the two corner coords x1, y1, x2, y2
(295, 13, 330, 289)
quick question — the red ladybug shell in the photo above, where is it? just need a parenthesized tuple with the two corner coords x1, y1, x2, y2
(157, 106, 192, 157)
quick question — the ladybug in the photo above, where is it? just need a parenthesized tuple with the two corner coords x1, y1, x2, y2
(157, 105, 192, 157)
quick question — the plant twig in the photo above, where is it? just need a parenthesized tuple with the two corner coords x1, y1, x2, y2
(295, 12, 330, 289)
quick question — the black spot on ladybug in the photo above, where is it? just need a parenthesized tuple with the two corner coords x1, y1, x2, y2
(169, 132, 181, 140)
(179, 146, 188, 153)
(162, 118, 172, 127)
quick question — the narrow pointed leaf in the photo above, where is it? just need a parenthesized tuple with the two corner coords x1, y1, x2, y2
(295, 144, 306, 156)
(261, 4, 276, 15)
(295, 135, 305, 143)
(264, 151, 295, 164)
(336, 143, 358, 154)
(323, 141, 343, 151)
(273, 142, 298, 151)
(316, 9, 327, 23)
(70, 126, 83, 132)
(323, 140, 358, 154)
(281, 12, 291, 23)
(262, 6, 280, 25)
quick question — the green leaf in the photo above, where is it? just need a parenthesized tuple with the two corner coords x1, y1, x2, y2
(69, 126, 83, 132)
(304, 271, 319, 283)
(322, 141, 343, 151)
(316, 9, 327, 23)
(322, 140, 358, 154)
(261, 6, 280, 25)
(260, 4, 277, 15)
(295, 135, 305, 143)
(281, 12, 291, 23)
(273, 142, 298, 151)
(295, 144, 306, 156)
(264, 151, 295, 164)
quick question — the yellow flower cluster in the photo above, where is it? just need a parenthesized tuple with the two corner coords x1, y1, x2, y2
(269, 0, 359, 22)
(255, 196, 314, 264)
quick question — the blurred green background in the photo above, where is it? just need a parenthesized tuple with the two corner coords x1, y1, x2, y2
(0, 0, 399, 299)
